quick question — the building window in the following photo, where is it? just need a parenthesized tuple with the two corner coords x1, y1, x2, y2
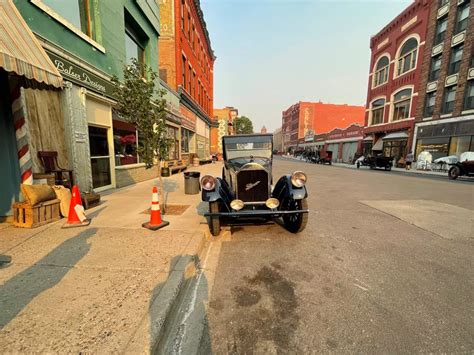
(182, 55, 186, 89)
(181, 0, 185, 29)
(434, 16, 448, 45)
(442, 85, 457, 113)
(383, 140, 407, 161)
(448, 45, 463, 75)
(397, 38, 418, 76)
(370, 99, 385, 125)
(429, 55, 442, 81)
(373, 56, 389, 87)
(439, 0, 449, 7)
(181, 129, 193, 153)
(187, 11, 191, 38)
(454, 0, 470, 35)
(41, 0, 95, 39)
(464, 80, 474, 110)
(188, 64, 192, 94)
(125, 23, 145, 68)
(192, 24, 195, 49)
(424, 91, 437, 117)
(392, 89, 412, 121)
(449, 135, 473, 157)
(113, 120, 138, 166)
(193, 71, 196, 98)
(167, 126, 179, 160)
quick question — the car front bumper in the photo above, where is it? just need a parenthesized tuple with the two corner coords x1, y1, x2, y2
(204, 209, 309, 218)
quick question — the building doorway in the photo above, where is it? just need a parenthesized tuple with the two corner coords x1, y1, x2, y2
(0, 79, 21, 217)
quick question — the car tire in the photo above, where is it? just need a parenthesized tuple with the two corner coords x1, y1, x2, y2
(209, 201, 221, 236)
(448, 166, 460, 180)
(356, 162, 360, 169)
(282, 198, 308, 233)
(385, 165, 392, 171)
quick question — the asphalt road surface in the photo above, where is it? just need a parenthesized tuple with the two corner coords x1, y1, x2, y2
(199, 157, 473, 354)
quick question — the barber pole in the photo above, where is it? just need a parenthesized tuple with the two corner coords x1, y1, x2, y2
(142, 186, 169, 231)
(11, 85, 32, 185)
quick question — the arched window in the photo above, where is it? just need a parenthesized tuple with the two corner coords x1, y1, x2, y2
(392, 88, 412, 121)
(370, 99, 385, 125)
(373, 56, 389, 87)
(397, 38, 418, 76)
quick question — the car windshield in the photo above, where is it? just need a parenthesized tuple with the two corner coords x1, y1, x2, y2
(224, 136, 272, 160)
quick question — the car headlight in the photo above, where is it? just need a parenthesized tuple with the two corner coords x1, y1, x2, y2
(201, 175, 216, 191)
(230, 199, 244, 211)
(291, 171, 307, 187)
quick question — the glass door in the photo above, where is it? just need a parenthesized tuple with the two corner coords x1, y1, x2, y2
(89, 125, 112, 189)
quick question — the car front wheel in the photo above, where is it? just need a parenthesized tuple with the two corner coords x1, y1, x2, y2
(448, 166, 460, 180)
(282, 198, 308, 233)
(209, 201, 221, 236)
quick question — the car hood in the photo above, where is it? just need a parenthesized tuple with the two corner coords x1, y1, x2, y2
(226, 157, 271, 171)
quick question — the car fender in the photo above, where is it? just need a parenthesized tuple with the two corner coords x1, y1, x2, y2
(272, 175, 308, 201)
(201, 178, 233, 211)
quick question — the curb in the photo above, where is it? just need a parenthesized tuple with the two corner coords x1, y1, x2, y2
(123, 227, 211, 354)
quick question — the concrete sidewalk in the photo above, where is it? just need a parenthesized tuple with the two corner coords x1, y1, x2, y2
(0, 162, 221, 353)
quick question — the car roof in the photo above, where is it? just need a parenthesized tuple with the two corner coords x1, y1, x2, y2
(223, 133, 273, 139)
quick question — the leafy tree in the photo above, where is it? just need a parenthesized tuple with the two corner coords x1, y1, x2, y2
(234, 116, 254, 134)
(112, 59, 172, 210)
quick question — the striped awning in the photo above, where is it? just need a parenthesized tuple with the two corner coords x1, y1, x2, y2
(0, 0, 62, 89)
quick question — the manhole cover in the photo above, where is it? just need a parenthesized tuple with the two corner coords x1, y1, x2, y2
(141, 204, 190, 216)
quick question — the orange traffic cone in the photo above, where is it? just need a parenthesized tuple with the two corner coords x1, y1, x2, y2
(62, 185, 91, 228)
(142, 186, 169, 231)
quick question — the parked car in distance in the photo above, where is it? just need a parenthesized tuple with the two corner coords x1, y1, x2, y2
(448, 152, 474, 180)
(201, 134, 309, 236)
(356, 155, 393, 171)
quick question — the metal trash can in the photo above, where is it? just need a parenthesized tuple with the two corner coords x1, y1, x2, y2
(184, 171, 201, 195)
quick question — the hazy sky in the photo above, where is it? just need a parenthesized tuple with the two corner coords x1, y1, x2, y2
(201, 0, 412, 132)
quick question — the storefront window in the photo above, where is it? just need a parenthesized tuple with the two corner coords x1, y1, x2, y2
(113, 120, 137, 166)
(167, 126, 179, 160)
(181, 128, 193, 153)
(383, 140, 407, 161)
(89, 126, 112, 188)
(415, 137, 450, 160)
(449, 136, 473, 158)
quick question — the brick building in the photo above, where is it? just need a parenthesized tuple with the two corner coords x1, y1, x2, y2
(413, 0, 473, 161)
(158, 0, 215, 161)
(211, 106, 238, 154)
(282, 101, 365, 152)
(364, 0, 432, 163)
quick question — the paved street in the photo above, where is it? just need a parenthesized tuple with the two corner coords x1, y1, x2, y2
(200, 157, 474, 353)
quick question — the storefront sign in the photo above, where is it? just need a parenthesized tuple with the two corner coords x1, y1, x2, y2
(419, 143, 448, 152)
(46, 51, 116, 98)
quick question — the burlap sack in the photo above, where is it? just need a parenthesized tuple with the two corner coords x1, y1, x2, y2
(52, 185, 72, 217)
(21, 184, 56, 206)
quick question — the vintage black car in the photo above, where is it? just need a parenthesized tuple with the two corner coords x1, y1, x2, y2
(201, 134, 309, 236)
(448, 155, 474, 180)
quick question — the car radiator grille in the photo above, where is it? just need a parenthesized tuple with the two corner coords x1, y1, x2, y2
(237, 169, 269, 202)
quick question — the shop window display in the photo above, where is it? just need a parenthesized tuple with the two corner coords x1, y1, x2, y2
(113, 129, 137, 166)
(383, 140, 407, 162)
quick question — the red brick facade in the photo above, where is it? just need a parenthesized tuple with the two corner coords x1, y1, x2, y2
(159, 0, 215, 118)
(364, 0, 432, 157)
(282, 102, 365, 151)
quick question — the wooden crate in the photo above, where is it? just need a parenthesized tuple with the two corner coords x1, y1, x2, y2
(12, 199, 61, 228)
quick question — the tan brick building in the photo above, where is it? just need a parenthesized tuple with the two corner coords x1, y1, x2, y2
(413, 0, 474, 161)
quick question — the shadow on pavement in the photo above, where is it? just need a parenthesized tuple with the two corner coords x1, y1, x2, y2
(0, 228, 97, 329)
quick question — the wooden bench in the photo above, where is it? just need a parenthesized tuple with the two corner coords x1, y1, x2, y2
(167, 159, 188, 174)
